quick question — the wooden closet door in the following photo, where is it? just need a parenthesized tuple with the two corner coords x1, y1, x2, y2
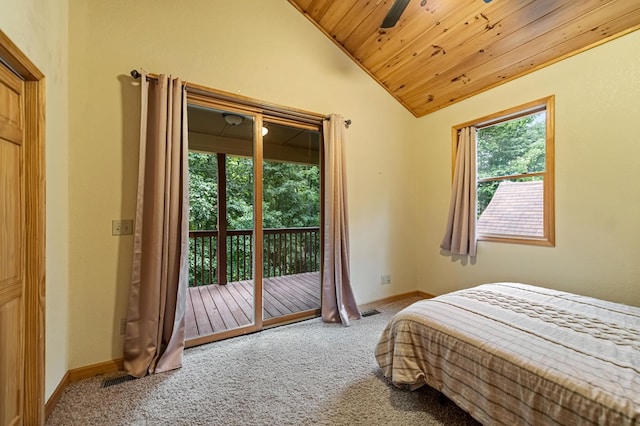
(0, 59, 26, 425)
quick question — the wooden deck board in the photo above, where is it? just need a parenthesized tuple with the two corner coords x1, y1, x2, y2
(185, 291, 199, 337)
(204, 285, 239, 329)
(214, 283, 251, 326)
(234, 280, 255, 317)
(266, 275, 318, 311)
(226, 282, 253, 321)
(262, 288, 289, 318)
(198, 286, 227, 331)
(282, 274, 319, 301)
(186, 272, 320, 340)
(235, 279, 282, 319)
(296, 273, 323, 298)
(264, 281, 307, 313)
(270, 274, 320, 307)
(190, 287, 214, 336)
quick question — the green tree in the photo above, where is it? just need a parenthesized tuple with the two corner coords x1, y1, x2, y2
(188, 151, 321, 285)
(262, 161, 320, 228)
(225, 156, 254, 230)
(188, 152, 218, 230)
(188, 152, 321, 230)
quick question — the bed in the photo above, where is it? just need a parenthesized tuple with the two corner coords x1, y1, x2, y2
(375, 283, 640, 425)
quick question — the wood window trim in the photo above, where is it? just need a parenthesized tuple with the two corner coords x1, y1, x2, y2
(451, 95, 555, 247)
(186, 79, 325, 129)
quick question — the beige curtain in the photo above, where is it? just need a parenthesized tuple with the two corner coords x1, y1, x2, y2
(441, 126, 477, 256)
(124, 73, 189, 377)
(321, 114, 361, 325)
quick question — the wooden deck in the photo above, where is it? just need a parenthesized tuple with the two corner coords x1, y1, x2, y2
(185, 271, 321, 340)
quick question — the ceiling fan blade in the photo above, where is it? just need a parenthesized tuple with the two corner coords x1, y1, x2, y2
(380, 0, 410, 28)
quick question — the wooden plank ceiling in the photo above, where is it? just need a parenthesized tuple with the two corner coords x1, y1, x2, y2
(288, 0, 640, 117)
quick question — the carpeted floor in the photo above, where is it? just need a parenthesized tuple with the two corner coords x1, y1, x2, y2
(46, 297, 480, 425)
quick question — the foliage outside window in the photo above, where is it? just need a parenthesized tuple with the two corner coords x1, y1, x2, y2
(454, 96, 555, 246)
(188, 151, 321, 286)
(189, 153, 320, 231)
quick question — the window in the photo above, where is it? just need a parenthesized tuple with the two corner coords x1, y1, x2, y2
(453, 96, 555, 246)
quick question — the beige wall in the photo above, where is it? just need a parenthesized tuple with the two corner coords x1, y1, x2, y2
(0, 0, 70, 400)
(68, 0, 417, 368)
(415, 30, 640, 306)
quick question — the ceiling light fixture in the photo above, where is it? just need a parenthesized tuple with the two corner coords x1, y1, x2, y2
(262, 125, 268, 136)
(222, 113, 244, 126)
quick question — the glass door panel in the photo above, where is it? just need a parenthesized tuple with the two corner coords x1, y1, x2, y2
(261, 121, 321, 325)
(185, 105, 255, 342)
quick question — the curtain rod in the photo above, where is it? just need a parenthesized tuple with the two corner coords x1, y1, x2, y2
(324, 117, 352, 129)
(130, 69, 351, 129)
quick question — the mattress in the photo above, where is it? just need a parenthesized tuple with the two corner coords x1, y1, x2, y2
(375, 283, 640, 425)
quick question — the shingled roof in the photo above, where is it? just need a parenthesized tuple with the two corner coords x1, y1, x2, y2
(477, 181, 544, 237)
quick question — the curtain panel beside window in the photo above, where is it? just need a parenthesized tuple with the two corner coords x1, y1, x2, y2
(440, 127, 477, 257)
(321, 114, 361, 325)
(124, 73, 189, 377)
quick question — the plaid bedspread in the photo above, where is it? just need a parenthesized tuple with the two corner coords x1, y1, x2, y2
(375, 283, 640, 425)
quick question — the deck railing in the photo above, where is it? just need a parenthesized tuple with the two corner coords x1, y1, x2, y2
(189, 227, 320, 287)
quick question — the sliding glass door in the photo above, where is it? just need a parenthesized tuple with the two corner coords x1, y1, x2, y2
(262, 120, 321, 326)
(185, 105, 256, 344)
(184, 103, 321, 346)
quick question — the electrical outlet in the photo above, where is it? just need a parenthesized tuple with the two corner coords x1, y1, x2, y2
(380, 274, 391, 286)
(120, 318, 127, 335)
(112, 219, 133, 236)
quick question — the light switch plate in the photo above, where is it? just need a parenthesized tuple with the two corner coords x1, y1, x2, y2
(112, 219, 133, 236)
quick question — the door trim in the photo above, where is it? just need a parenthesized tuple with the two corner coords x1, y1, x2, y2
(0, 30, 46, 425)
